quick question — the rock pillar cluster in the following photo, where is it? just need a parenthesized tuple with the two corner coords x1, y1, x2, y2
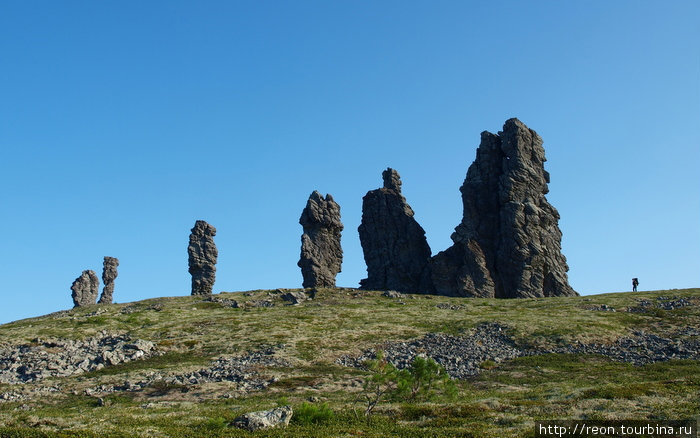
(188, 220, 218, 296)
(98, 256, 119, 304)
(357, 168, 433, 293)
(431, 118, 576, 298)
(298, 191, 344, 288)
(71, 270, 100, 308)
(353, 119, 577, 298)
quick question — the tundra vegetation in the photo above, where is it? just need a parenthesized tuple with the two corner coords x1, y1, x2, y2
(0, 287, 698, 437)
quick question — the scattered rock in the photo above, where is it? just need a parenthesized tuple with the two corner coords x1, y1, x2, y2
(205, 296, 239, 308)
(245, 300, 274, 308)
(358, 168, 433, 293)
(98, 256, 119, 304)
(627, 296, 696, 312)
(585, 304, 615, 312)
(431, 119, 577, 298)
(70, 270, 100, 308)
(338, 322, 520, 378)
(94, 346, 288, 395)
(188, 220, 218, 296)
(435, 303, 465, 310)
(0, 333, 157, 384)
(539, 330, 700, 366)
(382, 290, 403, 299)
(232, 405, 293, 431)
(298, 191, 344, 288)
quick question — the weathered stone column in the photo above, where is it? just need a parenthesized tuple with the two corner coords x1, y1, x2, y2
(188, 220, 218, 296)
(298, 191, 343, 288)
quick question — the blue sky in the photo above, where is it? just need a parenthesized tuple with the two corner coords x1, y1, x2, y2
(1, 1, 698, 324)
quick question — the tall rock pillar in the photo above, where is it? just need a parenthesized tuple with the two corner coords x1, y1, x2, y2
(188, 220, 218, 296)
(98, 256, 119, 304)
(298, 191, 344, 288)
(71, 270, 100, 307)
(358, 168, 433, 293)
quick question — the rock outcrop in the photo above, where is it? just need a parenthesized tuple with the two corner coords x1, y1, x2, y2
(358, 168, 433, 293)
(70, 270, 100, 307)
(98, 256, 119, 304)
(0, 333, 157, 384)
(232, 406, 293, 431)
(187, 220, 218, 296)
(431, 118, 577, 298)
(298, 191, 343, 288)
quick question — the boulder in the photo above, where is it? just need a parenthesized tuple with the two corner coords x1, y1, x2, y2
(187, 220, 218, 296)
(358, 168, 433, 293)
(281, 291, 308, 305)
(298, 191, 343, 288)
(98, 256, 119, 304)
(231, 405, 293, 431)
(71, 270, 100, 308)
(431, 119, 577, 298)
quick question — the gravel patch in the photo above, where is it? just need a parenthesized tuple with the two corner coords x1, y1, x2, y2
(91, 345, 289, 395)
(337, 322, 521, 378)
(338, 322, 700, 379)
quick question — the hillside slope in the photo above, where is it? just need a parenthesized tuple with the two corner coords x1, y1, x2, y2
(0, 288, 698, 437)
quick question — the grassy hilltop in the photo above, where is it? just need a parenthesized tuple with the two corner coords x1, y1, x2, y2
(0, 288, 698, 437)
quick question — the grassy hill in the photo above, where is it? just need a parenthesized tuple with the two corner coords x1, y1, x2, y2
(0, 288, 698, 437)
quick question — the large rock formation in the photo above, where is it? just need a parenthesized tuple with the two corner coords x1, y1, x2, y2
(71, 270, 100, 307)
(358, 168, 433, 293)
(98, 256, 119, 304)
(298, 191, 343, 288)
(187, 220, 218, 296)
(431, 118, 577, 298)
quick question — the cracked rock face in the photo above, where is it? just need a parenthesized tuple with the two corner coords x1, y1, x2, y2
(431, 118, 577, 298)
(358, 168, 433, 293)
(298, 191, 343, 288)
(98, 256, 119, 304)
(188, 220, 218, 296)
(70, 270, 100, 308)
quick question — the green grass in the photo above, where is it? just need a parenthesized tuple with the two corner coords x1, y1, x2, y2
(0, 288, 697, 437)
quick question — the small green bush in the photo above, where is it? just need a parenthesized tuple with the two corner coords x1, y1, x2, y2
(291, 402, 335, 425)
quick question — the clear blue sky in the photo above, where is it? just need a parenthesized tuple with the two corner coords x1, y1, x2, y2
(1, 1, 698, 324)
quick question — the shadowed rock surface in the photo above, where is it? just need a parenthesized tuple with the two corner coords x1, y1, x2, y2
(298, 191, 343, 288)
(98, 256, 119, 304)
(358, 168, 433, 293)
(70, 270, 99, 308)
(431, 118, 577, 298)
(188, 220, 218, 296)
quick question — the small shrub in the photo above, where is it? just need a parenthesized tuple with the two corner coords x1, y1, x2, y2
(292, 402, 335, 425)
(480, 359, 497, 370)
(199, 416, 228, 431)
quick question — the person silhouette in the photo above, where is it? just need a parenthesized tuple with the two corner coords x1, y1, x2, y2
(632, 277, 639, 292)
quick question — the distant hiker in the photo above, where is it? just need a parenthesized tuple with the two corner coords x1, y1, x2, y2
(632, 278, 639, 292)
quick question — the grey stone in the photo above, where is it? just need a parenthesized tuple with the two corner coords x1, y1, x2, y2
(431, 119, 577, 298)
(281, 291, 308, 305)
(71, 270, 99, 308)
(298, 191, 343, 288)
(382, 290, 403, 299)
(232, 405, 293, 431)
(188, 220, 218, 296)
(98, 256, 119, 304)
(358, 168, 433, 293)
